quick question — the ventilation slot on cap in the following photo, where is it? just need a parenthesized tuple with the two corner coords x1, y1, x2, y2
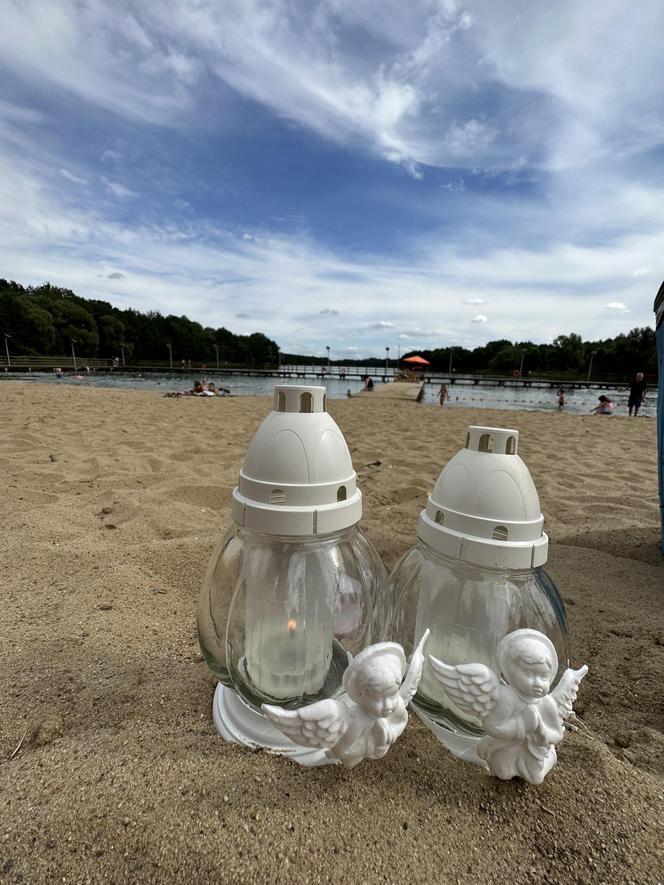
(466, 426, 520, 456)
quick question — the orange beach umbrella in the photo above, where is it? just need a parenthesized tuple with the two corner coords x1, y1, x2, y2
(402, 355, 430, 366)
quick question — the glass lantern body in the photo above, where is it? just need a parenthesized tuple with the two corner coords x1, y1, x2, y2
(390, 539, 568, 745)
(198, 523, 390, 711)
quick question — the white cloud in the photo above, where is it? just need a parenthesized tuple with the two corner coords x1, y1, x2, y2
(100, 149, 122, 164)
(3, 0, 661, 174)
(59, 168, 87, 185)
(0, 135, 659, 353)
(102, 178, 138, 199)
(0, 1, 662, 356)
(398, 327, 437, 338)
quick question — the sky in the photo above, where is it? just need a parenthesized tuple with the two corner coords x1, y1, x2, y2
(1, 0, 663, 359)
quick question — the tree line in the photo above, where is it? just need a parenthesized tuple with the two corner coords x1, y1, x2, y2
(0, 279, 278, 366)
(275, 330, 657, 379)
(398, 329, 657, 379)
(0, 278, 656, 377)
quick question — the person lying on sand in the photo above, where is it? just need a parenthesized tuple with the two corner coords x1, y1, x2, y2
(163, 381, 234, 398)
(163, 380, 207, 397)
(209, 383, 234, 396)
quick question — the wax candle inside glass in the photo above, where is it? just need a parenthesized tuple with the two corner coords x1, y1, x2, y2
(243, 544, 335, 700)
(204, 525, 389, 711)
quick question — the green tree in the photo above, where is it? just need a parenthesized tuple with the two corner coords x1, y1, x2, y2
(551, 333, 584, 372)
(0, 290, 55, 355)
(98, 314, 125, 357)
(48, 299, 99, 355)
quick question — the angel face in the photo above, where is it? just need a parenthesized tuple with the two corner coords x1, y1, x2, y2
(510, 659, 553, 700)
(355, 661, 403, 719)
(498, 632, 556, 702)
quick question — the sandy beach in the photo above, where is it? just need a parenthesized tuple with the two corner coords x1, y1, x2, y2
(1, 381, 663, 884)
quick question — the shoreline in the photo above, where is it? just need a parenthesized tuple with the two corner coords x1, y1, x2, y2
(0, 375, 657, 417)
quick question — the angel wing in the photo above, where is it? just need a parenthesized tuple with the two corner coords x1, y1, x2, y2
(427, 655, 500, 720)
(262, 698, 350, 751)
(400, 629, 431, 704)
(550, 665, 588, 719)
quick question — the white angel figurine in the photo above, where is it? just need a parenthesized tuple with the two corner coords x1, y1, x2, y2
(428, 629, 588, 785)
(262, 630, 430, 768)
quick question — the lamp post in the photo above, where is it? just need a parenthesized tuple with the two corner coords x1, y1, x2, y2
(70, 338, 78, 372)
(120, 343, 126, 368)
(213, 344, 220, 369)
(519, 349, 525, 377)
(167, 342, 173, 369)
(586, 350, 597, 383)
(326, 345, 330, 373)
(385, 346, 390, 373)
(3, 333, 11, 367)
(448, 347, 455, 375)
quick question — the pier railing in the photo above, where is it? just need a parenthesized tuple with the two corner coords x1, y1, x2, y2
(0, 356, 653, 389)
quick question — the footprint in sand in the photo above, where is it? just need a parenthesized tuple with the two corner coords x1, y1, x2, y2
(390, 485, 429, 505)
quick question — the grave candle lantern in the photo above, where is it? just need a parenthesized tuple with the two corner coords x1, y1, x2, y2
(197, 385, 393, 765)
(390, 425, 570, 764)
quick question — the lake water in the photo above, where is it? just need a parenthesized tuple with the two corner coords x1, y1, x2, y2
(1, 370, 656, 417)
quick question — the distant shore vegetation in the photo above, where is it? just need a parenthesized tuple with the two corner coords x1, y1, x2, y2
(0, 279, 278, 367)
(0, 278, 657, 377)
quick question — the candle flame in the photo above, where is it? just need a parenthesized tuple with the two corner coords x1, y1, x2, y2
(287, 618, 297, 633)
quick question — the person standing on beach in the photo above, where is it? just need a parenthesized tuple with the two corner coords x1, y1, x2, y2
(438, 383, 448, 406)
(628, 372, 646, 416)
(557, 388, 565, 411)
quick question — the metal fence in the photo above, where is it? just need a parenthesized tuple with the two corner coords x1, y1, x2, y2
(0, 356, 655, 386)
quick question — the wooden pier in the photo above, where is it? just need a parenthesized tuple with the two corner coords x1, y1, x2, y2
(0, 357, 640, 390)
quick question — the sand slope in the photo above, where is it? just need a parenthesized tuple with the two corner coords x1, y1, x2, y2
(1, 383, 663, 883)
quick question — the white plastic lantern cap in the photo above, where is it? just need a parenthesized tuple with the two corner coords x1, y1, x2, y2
(418, 426, 548, 569)
(231, 385, 362, 536)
